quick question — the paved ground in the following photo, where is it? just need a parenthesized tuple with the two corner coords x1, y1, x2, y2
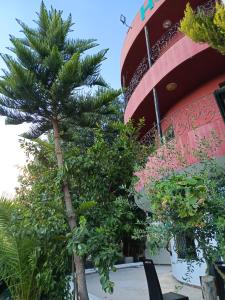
(87, 265, 203, 300)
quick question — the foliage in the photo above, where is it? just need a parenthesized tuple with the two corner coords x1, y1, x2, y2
(20, 199, 72, 300)
(148, 173, 225, 263)
(0, 199, 40, 300)
(0, 1, 120, 138)
(149, 174, 209, 223)
(63, 122, 147, 293)
(180, 2, 225, 55)
(145, 167, 225, 266)
(0, 2, 121, 298)
(66, 194, 145, 294)
(67, 215, 119, 294)
(133, 221, 172, 257)
(133, 129, 225, 275)
(16, 121, 147, 295)
(17, 139, 72, 299)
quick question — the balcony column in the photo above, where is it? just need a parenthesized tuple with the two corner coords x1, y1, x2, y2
(144, 25, 163, 141)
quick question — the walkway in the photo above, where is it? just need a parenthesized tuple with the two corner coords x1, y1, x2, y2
(87, 265, 203, 300)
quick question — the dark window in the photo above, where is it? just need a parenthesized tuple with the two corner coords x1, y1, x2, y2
(175, 233, 197, 260)
(214, 86, 225, 123)
(164, 125, 175, 142)
(218, 81, 225, 88)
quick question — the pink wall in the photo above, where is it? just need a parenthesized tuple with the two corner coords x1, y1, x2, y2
(124, 35, 209, 123)
(135, 75, 225, 192)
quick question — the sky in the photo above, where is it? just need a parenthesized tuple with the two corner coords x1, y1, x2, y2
(0, 0, 144, 196)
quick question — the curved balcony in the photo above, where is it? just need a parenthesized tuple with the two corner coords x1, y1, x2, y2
(121, 0, 168, 69)
(124, 35, 210, 123)
(122, 0, 215, 106)
(124, 23, 183, 105)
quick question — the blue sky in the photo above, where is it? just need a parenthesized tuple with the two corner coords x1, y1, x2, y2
(0, 0, 144, 195)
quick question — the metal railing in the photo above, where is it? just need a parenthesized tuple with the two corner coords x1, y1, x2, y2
(139, 92, 219, 146)
(140, 123, 159, 146)
(124, 0, 215, 105)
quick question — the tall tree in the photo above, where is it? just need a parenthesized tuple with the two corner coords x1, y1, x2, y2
(17, 121, 147, 295)
(0, 2, 120, 299)
(180, 2, 225, 55)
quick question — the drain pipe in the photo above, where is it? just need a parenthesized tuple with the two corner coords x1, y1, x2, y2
(144, 25, 163, 141)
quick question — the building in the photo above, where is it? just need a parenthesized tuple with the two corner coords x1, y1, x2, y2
(121, 0, 225, 286)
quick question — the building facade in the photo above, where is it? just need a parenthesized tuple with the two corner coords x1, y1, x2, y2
(121, 0, 225, 286)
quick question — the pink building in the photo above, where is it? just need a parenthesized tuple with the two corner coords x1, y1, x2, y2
(121, 0, 225, 285)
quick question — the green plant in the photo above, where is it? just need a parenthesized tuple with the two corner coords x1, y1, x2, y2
(180, 2, 225, 55)
(0, 2, 120, 299)
(63, 123, 147, 293)
(133, 130, 225, 276)
(67, 216, 119, 294)
(16, 121, 147, 295)
(0, 199, 40, 300)
(17, 139, 73, 299)
(133, 221, 171, 257)
(148, 174, 208, 223)
(145, 170, 225, 267)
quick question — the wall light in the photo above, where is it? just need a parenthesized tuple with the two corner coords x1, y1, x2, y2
(166, 82, 178, 91)
(163, 19, 172, 29)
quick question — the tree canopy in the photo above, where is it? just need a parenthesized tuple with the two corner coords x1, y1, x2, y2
(16, 121, 147, 295)
(0, 1, 120, 138)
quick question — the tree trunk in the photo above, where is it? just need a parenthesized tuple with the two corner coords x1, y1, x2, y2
(52, 119, 89, 300)
(200, 275, 217, 300)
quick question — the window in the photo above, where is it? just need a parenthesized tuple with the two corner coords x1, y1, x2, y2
(175, 232, 197, 260)
(164, 125, 175, 142)
(214, 86, 225, 123)
(218, 81, 225, 88)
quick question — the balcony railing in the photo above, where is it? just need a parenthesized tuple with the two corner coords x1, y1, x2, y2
(124, 0, 215, 105)
(140, 92, 220, 146)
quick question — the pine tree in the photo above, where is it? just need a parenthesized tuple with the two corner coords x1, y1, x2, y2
(180, 2, 225, 55)
(0, 2, 120, 299)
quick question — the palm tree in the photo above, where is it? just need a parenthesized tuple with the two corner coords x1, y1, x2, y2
(0, 3, 120, 299)
(0, 199, 39, 300)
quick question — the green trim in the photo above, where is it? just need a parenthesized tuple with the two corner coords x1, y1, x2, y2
(140, 0, 154, 21)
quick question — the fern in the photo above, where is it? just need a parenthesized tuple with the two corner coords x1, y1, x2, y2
(0, 199, 39, 300)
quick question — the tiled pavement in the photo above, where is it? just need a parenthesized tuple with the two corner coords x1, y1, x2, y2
(87, 265, 203, 300)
